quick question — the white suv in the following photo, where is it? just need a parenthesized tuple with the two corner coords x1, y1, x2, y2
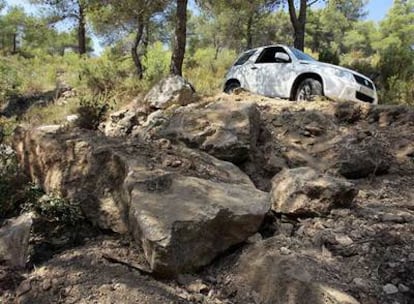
(224, 45, 378, 104)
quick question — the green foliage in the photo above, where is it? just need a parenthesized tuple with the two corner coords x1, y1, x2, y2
(319, 48, 340, 65)
(21, 191, 84, 226)
(0, 58, 21, 102)
(22, 98, 79, 126)
(79, 57, 127, 94)
(373, 0, 414, 104)
(0, 0, 412, 107)
(340, 51, 378, 79)
(0, 141, 83, 225)
(380, 75, 414, 105)
(0, 144, 30, 217)
(184, 47, 236, 95)
(143, 42, 171, 82)
(76, 93, 114, 130)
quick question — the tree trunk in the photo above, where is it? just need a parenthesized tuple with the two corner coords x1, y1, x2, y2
(78, 2, 87, 55)
(12, 33, 17, 54)
(246, 14, 253, 49)
(170, 0, 188, 76)
(287, 0, 307, 51)
(294, 28, 305, 51)
(131, 19, 145, 79)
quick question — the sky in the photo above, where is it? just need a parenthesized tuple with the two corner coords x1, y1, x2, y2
(3, 0, 395, 54)
(4, 0, 395, 22)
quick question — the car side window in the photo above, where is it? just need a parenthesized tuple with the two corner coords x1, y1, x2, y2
(234, 50, 256, 66)
(256, 47, 290, 64)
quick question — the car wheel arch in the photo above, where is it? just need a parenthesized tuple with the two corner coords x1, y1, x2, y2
(224, 79, 241, 93)
(290, 73, 324, 100)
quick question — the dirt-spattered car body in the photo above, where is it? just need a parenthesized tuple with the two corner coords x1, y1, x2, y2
(224, 45, 378, 104)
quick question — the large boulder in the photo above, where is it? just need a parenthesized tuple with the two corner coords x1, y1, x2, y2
(270, 167, 358, 216)
(230, 238, 360, 304)
(155, 100, 261, 164)
(0, 213, 33, 268)
(325, 133, 392, 179)
(144, 75, 196, 110)
(13, 126, 269, 276)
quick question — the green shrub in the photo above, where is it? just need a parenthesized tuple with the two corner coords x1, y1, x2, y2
(79, 57, 124, 94)
(76, 93, 114, 130)
(0, 145, 31, 217)
(0, 59, 21, 102)
(21, 191, 84, 226)
(379, 75, 414, 105)
(184, 47, 236, 95)
(143, 42, 171, 83)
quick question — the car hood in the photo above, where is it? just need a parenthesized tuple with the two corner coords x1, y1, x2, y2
(299, 60, 371, 80)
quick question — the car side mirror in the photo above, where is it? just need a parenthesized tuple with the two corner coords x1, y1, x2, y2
(275, 52, 290, 63)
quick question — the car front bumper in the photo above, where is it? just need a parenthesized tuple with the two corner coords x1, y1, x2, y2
(324, 77, 378, 105)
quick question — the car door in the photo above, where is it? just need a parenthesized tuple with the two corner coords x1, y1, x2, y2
(250, 46, 295, 98)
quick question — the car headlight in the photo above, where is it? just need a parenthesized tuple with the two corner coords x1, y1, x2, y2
(329, 68, 354, 82)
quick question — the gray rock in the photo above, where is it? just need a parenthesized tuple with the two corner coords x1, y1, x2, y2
(156, 100, 261, 164)
(278, 222, 294, 236)
(128, 173, 269, 276)
(247, 233, 263, 244)
(381, 213, 404, 223)
(144, 75, 196, 110)
(383, 283, 399, 295)
(13, 126, 269, 277)
(334, 234, 353, 246)
(270, 167, 358, 216)
(398, 283, 410, 293)
(353, 278, 369, 290)
(100, 109, 137, 137)
(0, 213, 33, 268)
(328, 134, 392, 179)
(66, 114, 78, 123)
(231, 245, 360, 304)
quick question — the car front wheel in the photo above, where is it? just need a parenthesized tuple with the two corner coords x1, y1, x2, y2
(295, 78, 323, 101)
(224, 81, 241, 94)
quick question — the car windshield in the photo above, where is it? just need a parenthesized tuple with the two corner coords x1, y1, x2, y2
(234, 50, 256, 66)
(289, 48, 316, 61)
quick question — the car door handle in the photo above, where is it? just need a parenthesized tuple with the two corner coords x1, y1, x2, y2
(251, 66, 258, 70)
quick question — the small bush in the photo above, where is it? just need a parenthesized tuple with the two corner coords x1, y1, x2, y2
(76, 93, 114, 130)
(185, 47, 236, 95)
(21, 191, 84, 226)
(0, 145, 32, 217)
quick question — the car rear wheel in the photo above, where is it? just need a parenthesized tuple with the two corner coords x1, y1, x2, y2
(224, 81, 241, 94)
(295, 78, 323, 101)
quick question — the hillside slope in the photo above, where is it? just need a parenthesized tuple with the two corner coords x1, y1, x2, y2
(1, 92, 413, 304)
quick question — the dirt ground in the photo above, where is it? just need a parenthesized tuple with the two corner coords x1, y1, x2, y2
(1, 94, 413, 304)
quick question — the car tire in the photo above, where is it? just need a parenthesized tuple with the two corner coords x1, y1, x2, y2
(224, 81, 241, 94)
(295, 78, 323, 101)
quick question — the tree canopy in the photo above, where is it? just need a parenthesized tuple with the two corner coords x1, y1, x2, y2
(0, 0, 412, 104)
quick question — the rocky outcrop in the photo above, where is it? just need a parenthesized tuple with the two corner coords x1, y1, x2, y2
(0, 213, 33, 268)
(154, 100, 261, 163)
(270, 167, 358, 216)
(13, 126, 269, 276)
(144, 75, 196, 110)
